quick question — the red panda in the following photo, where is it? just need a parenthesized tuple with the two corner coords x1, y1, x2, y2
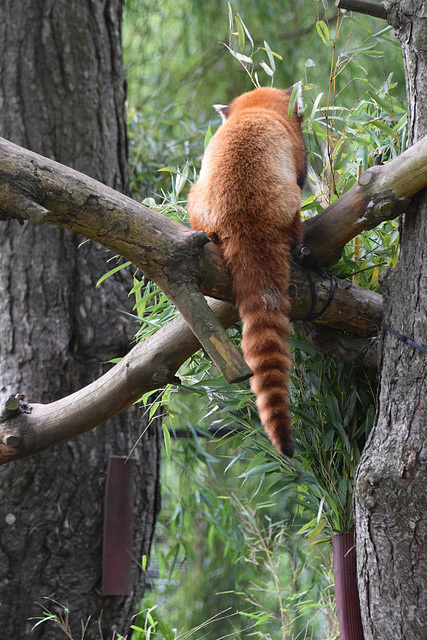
(188, 87, 306, 456)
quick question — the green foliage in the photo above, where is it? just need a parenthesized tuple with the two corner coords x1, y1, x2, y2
(127, 106, 204, 200)
(290, 342, 376, 535)
(124, 0, 405, 200)
(124, 0, 405, 113)
(223, 4, 284, 88)
(303, 72, 407, 207)
(140, 433, 338, 639)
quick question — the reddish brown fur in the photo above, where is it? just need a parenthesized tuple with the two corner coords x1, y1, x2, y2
(188, 87, 306, 456)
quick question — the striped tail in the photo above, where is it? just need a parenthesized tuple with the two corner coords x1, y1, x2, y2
(223, 236, 295, 457)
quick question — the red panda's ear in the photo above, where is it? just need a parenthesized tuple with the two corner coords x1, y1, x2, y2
(213, 103, 230, 123)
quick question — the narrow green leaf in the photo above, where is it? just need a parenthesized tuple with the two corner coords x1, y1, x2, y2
(174, 164, 189, 197)
(242, 450, 266, 473)
(333, 150, 348, 172)
(306, 92, 324, 131)
(232, 51, 253, 64)
(227, 1, 233, 32)
(297, 516, 319, 535)
(346, 15, 373, 34)
(162, 423, 172, 459)
(158, 166, 180, 173)
(372, 119, 399, 138)
(224, 450, 244, 474)
(316, 21, 331, 45)
(288, 82, 301, 119)
(259, 60, 274, 77)
(236, 11, 254, 48)
(263, 40, 276, 72)
(239, 461, 281, 478)
(96, 261, 131, 287)
(234, 13, 245, 50)
(204, 122, 213, 148)
(307, 520, 326, 541)
(129, 278, 145, 295)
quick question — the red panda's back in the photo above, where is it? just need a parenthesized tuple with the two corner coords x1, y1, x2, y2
(189, 108, 302, 239)
(187, 87, 306, 456)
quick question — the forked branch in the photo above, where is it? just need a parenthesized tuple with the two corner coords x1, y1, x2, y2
(1, 135, 427, 463)
(0, 299, 238, 464)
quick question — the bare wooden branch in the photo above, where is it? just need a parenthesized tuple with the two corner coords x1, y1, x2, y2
(0, 137, 250, 383)
(289, 266, 382, 336)
(1, 137, 425, 336)
(0, 286, 381, 465)
(335, 0, 387, 20)
(0, 135, 386, 340)
(165, 279, 252, 383)
(0, 298, 238, 465)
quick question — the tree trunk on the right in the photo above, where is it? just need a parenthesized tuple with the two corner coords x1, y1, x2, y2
(354, 2, 427, 639)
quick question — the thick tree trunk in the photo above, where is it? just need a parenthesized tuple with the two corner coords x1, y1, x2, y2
(354, 1, 427, 638)
(0, 1, 161, 638)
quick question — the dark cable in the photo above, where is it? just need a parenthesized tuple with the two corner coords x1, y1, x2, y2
(292, 261, 337, 321)
(382, 321, 427, 355)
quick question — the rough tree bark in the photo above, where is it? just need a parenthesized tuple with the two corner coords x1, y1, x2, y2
(0, 1, 161, 638)
(354, 1, 427, 638)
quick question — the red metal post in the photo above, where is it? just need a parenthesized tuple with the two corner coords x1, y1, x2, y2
(102, 455, 136, 595)
(332, 532, 365, 640)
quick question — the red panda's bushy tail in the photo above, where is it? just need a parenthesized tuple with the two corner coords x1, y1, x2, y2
(221, 232, 295, 457)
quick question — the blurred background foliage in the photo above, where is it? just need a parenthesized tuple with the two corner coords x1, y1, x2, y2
(124, 0, 405, 199)
(119, 1, 406, 638)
